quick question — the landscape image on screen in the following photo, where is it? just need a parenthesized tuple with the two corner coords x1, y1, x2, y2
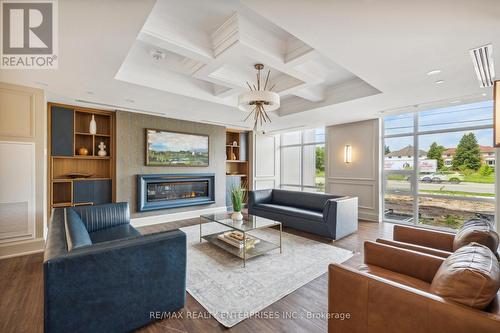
(146, 129, 209, 166)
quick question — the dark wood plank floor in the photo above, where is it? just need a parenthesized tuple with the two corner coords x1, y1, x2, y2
(0, 219, 394, 333)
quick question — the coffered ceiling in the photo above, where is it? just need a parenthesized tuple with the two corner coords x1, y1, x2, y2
(115, 0, 379, 119)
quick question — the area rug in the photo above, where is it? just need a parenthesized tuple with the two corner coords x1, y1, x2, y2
(180, 223, 353, 327)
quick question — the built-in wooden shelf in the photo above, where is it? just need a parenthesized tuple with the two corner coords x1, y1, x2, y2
(73, 202, 94, 206)
(48, 103, 116, 215)
(225, 129, 250, 207)
(52, 202, 72, 208)
(75, 132, 111, 137)
(53, 155, 110, 160)
(53, 177, 111, 181)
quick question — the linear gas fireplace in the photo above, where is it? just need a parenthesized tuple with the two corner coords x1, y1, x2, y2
(137, 174, 215, 212)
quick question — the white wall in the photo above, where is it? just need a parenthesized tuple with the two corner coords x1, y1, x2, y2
(326, 119, 380, 221)
(0, 82, 46, 259)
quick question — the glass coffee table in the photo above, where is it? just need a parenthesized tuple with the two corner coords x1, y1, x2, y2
(199, 212, 282, 267)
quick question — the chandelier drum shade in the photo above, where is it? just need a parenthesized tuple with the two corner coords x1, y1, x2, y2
(238, 90, 280, 112)
(238, 64, 280, 130)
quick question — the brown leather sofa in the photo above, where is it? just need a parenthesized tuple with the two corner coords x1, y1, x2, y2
(328, 241, 500, 333)
(377, 221, 500, 259)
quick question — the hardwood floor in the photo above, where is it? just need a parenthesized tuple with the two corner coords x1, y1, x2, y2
(0, 219, 394, 333)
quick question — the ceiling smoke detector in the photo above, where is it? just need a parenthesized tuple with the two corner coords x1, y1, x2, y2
(469, 44, 495, 88)
(150, 49, 165, 61)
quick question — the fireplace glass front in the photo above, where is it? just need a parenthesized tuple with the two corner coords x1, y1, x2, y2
(147, 181, 209, 202)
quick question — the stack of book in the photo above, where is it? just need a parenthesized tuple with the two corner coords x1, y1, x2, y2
(217, 231, 260, 249)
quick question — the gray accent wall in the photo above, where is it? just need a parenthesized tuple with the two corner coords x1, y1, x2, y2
(115, 111, 226, 218)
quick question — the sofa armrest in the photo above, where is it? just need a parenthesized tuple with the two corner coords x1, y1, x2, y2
(376, 238, 452, 258)
(323, 197, 358, 239)
(364, 241, 444, 283)
(248, 189, 273, 210)
(328, 264, 500, 333)
(393, 224, 455, 251)
(44, 230, 186, 332)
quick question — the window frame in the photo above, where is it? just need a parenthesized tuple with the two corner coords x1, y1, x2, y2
(382, 107, 496, 229)
(280, 129, 325, 192)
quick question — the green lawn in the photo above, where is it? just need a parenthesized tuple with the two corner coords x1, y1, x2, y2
(387, 174, 407, 181)
(419, 189, 495, 197)
(463, 172, 495, 184)
(386, 172, 495, 184)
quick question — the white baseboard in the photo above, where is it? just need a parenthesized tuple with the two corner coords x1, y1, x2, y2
(0, 248, 44, 260)
(359, 210, 380, 222)
(0, 238, 45, 260)
(131, 206, 227, 228)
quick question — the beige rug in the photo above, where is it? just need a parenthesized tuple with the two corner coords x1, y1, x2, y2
(181, 222, 353, 327)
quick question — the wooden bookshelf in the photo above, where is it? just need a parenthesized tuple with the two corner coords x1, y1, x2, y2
(226, 129, 250, 207)
(48, 103, 116, 215)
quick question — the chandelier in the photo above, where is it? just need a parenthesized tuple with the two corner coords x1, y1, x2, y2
(238, 64, 280, 130)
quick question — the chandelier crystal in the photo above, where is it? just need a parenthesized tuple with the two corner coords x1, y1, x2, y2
(238, 64, 280, 130)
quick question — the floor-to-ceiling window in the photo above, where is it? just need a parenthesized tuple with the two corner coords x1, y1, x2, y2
(383, 100, 495, 229)
(280, 128, 325, 192)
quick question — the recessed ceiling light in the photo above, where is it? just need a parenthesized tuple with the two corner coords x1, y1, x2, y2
(450, 100, 461, 104)
(150, 49, 165, 61)
(435, 80, 444, 84)
(426, 69, 442, 76)
(482, 93, 487, 96)
(125, 99, 135, 103)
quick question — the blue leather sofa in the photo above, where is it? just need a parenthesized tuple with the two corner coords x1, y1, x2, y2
(44, 203, 186, 333)
(248, 189, 358, 240)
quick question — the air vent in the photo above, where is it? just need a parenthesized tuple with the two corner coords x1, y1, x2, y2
(469, 44, 495, 87)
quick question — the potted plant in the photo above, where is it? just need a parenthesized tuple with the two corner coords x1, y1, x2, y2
(230, 183, 245, 221)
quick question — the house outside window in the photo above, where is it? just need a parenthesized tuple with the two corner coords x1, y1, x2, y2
(383, 100, 496, 230)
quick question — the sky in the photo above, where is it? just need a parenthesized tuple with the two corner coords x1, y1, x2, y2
(148, 130, 208, 152)
(384, 100, 494, 151)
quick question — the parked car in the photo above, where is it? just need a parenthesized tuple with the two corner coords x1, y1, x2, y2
(419, 172, 464, 184)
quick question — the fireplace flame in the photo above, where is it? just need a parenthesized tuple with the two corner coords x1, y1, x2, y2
(191, 191, 196, 197)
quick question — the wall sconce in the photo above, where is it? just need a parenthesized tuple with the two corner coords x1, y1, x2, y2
(344, 145, 352, 163)
(495, 81, 500, 147)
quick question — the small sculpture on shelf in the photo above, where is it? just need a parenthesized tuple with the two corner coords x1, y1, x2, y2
(231, 151, 237, 160)
(89, 115, 97, 134)
(97, 141, 107, 156)
(77, 147, 89, 155)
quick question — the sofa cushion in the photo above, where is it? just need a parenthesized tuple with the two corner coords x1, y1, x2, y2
(453, 218, 499, 253)
(255, 203, 324, 223)
(73, 202, 130, 232)
(430, 243, 500, 309)
(271, 189, 339, 212)
(89, 224, 141, 244)
(65, 208, 92, 251)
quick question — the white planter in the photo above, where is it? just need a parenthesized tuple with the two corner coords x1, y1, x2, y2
(231, 211, 243, 221)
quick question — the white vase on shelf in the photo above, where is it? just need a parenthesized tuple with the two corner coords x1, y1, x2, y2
(89, 115, 97, 134)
